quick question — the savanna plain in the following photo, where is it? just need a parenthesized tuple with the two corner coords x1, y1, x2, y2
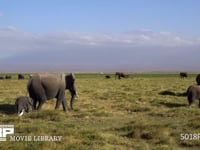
(0, 73, 200, 150)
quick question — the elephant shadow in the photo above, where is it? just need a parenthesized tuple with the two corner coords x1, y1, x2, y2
(158, 90, 187, 97)
(159, 102, 187, 108)
(0, 104, 16, 115)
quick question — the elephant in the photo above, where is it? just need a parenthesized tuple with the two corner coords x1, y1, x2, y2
(179, 72, 188, 78)
(27, 73, 76, 112)
(5, 75, 11, 79)
(187, 85, 200, 108)
(105, 75, 111, 79)
(15, 96, 33, 116)
(18, 74, 25, 80)
(196, 74, 200, 85)
(115, 72, 129, 79)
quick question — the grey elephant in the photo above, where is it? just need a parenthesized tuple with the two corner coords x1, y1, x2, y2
(196, 74, 200, 85)
(179, 72, 188, 78)
(15, 96, 33, 116)
(27, 73, 76, 112)
(115, 72, 129, 79)
(187, 85, 200, 108)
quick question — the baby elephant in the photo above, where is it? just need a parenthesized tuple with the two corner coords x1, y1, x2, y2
(187, 85, 200, 108)
(15, 96, 33, 116)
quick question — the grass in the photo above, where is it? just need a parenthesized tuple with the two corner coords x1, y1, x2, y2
(0, 73, 199, 149)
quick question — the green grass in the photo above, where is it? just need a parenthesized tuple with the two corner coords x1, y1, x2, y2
(0, 73, 199, 149)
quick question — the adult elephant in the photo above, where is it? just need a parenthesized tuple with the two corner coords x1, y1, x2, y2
(180, 72, 188, 78)
(27, 73, 76, 112)
(187, 85, 200, 108)
(115, 72, 129, 79)
(5, 75, 11, 79)
(196, 74, 200, 85)
(18, 74, 25, 80)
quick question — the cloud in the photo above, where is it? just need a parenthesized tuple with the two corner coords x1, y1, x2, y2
(0, 27, 200, 72)
(0, 12, 3, 17)
(0, 27, 199, 54)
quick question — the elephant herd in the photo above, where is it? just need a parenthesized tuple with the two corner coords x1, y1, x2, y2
(105, 72, 129, 79)
(0, 74, 25, 80)
(6, 72, 200, 116)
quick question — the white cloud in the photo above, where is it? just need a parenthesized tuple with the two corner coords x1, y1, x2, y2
(0, 27, 199, 59)
(0, 27, 200, 55)
(0, 27, 200, 72)
(0, 12, 3, 17)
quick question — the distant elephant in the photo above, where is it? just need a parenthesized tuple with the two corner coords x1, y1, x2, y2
(15, 96, 33, 116)
(187, 85, 200, 108)
(27, 73, 76, 112)
(18, 74, 25, 80)
(105, 75, 111, 79)
(196, 74, 200, 85)
(115, 72, 129, 79)
(0, 76, 4, 80)
(5, 75, 11, 79)
(180, 72, 188, 78)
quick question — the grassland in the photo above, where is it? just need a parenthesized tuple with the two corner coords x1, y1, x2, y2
(0, 73, 200, 150)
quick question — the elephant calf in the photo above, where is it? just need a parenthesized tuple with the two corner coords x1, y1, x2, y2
(15, 96, 33, 116)
(187, 85, 200, 108)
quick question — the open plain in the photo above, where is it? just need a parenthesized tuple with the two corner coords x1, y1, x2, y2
(0, 73, 199, 150)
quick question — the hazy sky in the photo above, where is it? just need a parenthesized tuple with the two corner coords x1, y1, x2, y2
(0, 0, 200, 72)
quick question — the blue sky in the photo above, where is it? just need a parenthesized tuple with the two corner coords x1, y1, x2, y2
(0, 0, 200, 72)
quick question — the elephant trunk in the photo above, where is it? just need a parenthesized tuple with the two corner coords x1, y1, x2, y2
(16, 104, 25, 116)
(70, 87, 77, 110)
(18, 109, 25, 116)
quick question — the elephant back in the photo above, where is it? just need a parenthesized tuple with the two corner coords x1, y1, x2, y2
(27, 73, 66, 92)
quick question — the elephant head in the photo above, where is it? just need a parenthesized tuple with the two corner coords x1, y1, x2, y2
(15, 96, 33, 116)
(65, 73, 77, 109)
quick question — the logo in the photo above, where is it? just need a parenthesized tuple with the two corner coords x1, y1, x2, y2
(0, 125, 62, 142)
(0, 125, 14, 141)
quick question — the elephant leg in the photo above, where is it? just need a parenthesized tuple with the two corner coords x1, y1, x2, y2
(56, 91, 66, 111)
(199, 99, 200, 108)
(55, 98, 65, 111)
(70, 94, 76, 110)
(62, 98, 67, 112)
(37, 100, 45, 110)
(187, 92, 193, 108)
(37, 97, 46, 110)
(188, 99, 193, 108)
(188, 96, 194, 108)
(69, 88, 76, 110)
(33, 99, 37, 110)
